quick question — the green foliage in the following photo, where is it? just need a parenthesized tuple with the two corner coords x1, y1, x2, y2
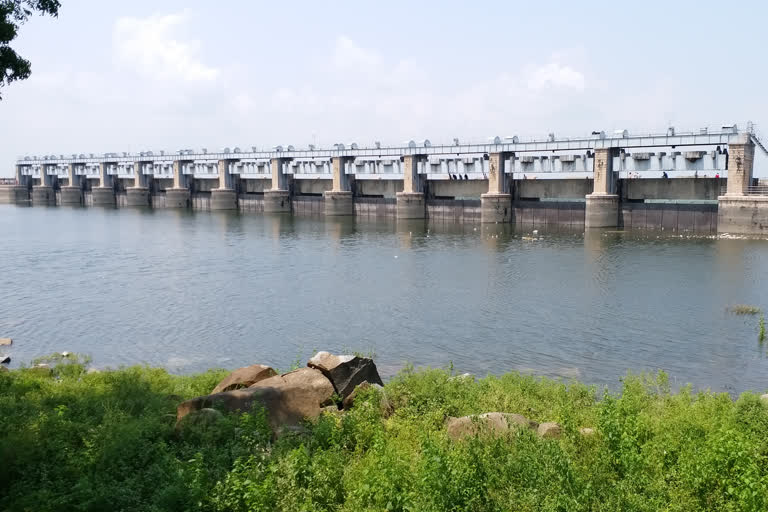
(1, 359, 768, 511)
(1, 0, 60, 98)
(759, 314, 765, 343)
(727, 304, 763, 315)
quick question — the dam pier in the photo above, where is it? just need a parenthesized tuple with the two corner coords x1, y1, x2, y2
(3, 125, 768, 234)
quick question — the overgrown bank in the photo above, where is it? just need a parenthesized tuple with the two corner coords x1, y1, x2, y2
(1, 356, 768, 511)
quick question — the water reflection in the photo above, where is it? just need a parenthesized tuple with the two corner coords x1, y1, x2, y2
(2, 204, 768, 394)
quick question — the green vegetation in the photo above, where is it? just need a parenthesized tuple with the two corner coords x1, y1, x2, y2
(2, 356, 768, 511)
(727, 304, 763, 315)
(0, 0, 61, 99)
(760, 315, 766, 343)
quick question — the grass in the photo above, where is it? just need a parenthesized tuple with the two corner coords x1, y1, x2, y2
(1, 355, 768, 511)
(727, 304, 763, 315)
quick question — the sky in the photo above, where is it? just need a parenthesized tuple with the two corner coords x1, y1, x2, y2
(2, 0, 768, 176)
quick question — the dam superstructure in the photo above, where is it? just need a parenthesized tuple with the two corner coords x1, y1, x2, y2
(3, 125, 768, 234)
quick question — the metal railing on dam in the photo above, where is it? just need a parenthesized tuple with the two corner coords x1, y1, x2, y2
(13, 126, 753, 165)
(4, 125, 768, 235)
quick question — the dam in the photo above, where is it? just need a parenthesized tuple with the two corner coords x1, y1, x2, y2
(3, 125, 768, 234)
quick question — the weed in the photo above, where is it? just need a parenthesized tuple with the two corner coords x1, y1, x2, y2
(1, 358, 767, 511)
(727, 304, 762, 315)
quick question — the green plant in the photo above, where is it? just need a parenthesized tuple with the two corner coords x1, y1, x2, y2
(759, 315, 765, 343)
(1, 358, 768, 511)
(727, 304, 762, 315)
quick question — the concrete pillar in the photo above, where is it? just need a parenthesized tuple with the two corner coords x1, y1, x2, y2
(396, 155, 425, 219)
(481, 152, 512, 223)
(585, 148, 619, 228)
(91, 162, 115, 206)
(724, 138, 755, 196)
(32, 164, 54, 205)
(324, 156, 354, 216)
(0, 166, 26, 204)
(264, 157, 291, 213)
(126, 162, 150, 207)
(717, 137, 762, 233)
(60, 163, 82, 205)
(166, 160, 191, 208)
(211, 159, 237, 210)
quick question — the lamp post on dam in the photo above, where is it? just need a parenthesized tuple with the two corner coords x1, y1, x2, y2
(4, 125, 767, 234)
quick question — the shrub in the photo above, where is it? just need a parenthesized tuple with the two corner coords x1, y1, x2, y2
(1, 357, 767, 511)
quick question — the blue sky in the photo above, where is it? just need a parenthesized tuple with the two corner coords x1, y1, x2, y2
(2, 0, 767, 174)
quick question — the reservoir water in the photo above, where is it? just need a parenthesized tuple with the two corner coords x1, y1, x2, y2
(1, 204, 767, 394)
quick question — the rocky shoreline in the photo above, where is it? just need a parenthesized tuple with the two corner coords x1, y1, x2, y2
(175, 350, 597, 441)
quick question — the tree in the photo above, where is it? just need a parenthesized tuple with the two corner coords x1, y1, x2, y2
(0, 0, 60, 99)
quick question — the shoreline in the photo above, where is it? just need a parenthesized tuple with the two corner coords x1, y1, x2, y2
(2, 353, 768, 510)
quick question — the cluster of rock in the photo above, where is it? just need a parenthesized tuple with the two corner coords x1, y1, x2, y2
(445, 412, 596, 440)
(176, 351, 384, 433)
(0, 338, 11, 369)
(446, 413, 564, 440)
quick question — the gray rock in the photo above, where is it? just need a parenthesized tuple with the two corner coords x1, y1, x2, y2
(341, 381, 384, 409)
(537, 422, 562, 439)
(211, 364, 277, 394)
(176, 408, 224, 431)
(177, 367, 335, 432)
(307, 351, 384, 400)
(0, 355, 10, 364)
(446, 412, 538, 440)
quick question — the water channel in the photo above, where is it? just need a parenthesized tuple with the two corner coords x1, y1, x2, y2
(1, 204, 767, 394)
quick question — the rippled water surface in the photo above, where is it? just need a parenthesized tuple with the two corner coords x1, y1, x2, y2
(2, 204, 768, 393)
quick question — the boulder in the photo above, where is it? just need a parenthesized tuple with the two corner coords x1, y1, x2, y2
(0, 355, 10, 364)
(176, 408, 224, 431)
(177, 367, 335, 431)
(341, 381, 383, 409)
(211, 364, 277, 394)
(0, 338, 11, 346)
(308, 351, 384, 400)
(537, 422, 562, 439)
(579, 427, 596, 436)
(446, 412, 538, 440)
(760, 394, 768, 406)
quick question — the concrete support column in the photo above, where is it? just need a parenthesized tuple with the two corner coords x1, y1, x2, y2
(92, 162, 115, 206)
(724, 139, 755, 196)
(324, 156, 354, 216)
(585, 148, 619, 228)
(264, 157, 291, 213)
(166, 160, 191, 208)
(211, 159, 237, 210)
(126, 162, 150, 207)
(60, 163, 82, 205)
(32, 164, 54, 205)
(481, 152, 512, 223)
(717, 137, 760, 233)
(396, 154, 426, 219)
(0, 165, 29, 204)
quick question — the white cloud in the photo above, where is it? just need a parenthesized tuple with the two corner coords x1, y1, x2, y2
(113, 11, 219, 82)
(333, 35, 382, 75)
(528, 62, 585, 91)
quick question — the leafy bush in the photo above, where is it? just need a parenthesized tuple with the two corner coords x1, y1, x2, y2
(1, 355, 767, 511)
